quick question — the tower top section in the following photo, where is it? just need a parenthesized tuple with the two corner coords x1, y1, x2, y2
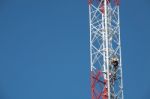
(88, 0, 120, 6)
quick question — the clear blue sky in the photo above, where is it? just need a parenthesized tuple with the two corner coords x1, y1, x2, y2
(0, 0, 149, 99)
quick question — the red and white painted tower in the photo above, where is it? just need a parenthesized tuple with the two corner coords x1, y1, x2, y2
(88, 0, 124, 99)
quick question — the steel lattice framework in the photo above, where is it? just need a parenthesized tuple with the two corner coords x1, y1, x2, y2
(88, 0, 123, 99)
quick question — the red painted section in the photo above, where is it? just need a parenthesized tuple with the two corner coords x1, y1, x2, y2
(100, 4, 104, 14)
(91, 70, 108, 99)
(99, 0, 110, 14)
(102, 87, 108, 99)
(88, 0, 92, 5)
(114, 0, 120, 5)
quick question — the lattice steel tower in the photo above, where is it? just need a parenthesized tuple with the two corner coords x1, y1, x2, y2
(88, 0, 123, 99)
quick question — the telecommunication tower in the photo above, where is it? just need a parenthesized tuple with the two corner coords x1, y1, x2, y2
(88, 0, 124, 99)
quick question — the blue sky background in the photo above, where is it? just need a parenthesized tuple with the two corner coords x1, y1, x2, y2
(0, 0, 150, 99)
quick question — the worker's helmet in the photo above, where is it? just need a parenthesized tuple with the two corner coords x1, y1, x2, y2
(110, 55, 119, 67)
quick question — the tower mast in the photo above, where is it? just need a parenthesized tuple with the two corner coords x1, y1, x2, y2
(88, 0, 124, 99)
